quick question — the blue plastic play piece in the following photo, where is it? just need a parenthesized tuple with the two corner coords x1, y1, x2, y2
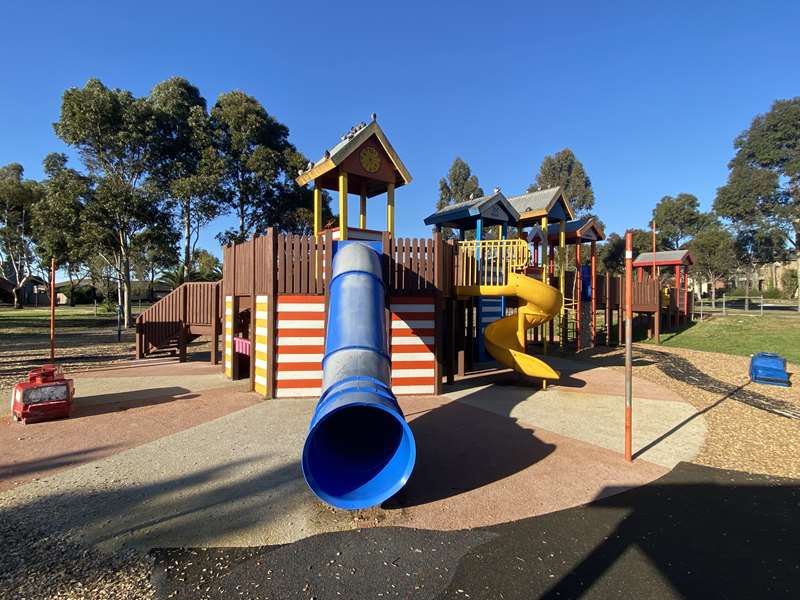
(301, 242, 416, 510)
(580, 265, 592, 301)
(749, 352, 790, 387)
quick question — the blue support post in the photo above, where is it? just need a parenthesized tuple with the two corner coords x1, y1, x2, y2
(499, 223, 508, 320)
(475, 218, 486, 361)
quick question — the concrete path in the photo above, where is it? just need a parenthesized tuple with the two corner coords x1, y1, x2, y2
(0, 359, 255, 491)
(445, 356, 706, 468)
(1, 394, 668, 552)
(445, 386, 705, 468)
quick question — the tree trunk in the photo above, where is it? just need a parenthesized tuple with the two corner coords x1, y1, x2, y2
(183, 201, 192, 281)
(796, 230, 800, 310)
(12, 286, 23, 309)
(710, 277, 717, 308)
(122, 251, 132, 328)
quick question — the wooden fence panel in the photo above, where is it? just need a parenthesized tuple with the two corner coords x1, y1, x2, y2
(234, 241, 252, 297)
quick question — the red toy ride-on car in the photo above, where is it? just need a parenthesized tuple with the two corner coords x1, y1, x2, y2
(10, 364, 74, 424)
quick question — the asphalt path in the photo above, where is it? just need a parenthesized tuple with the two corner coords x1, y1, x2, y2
(151, 462, 800, 599)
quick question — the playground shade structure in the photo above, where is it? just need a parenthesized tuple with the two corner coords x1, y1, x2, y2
(301, 242, 416, 509)
(459, 272, 562, 380)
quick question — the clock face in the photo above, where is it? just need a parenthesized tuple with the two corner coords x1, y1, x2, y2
(359, 146, 381, 173)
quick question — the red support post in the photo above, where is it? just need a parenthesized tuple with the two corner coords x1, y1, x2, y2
(637, 266, 644, 282)
(591, 241, 597, 347)
(576, 243, 582, 352)
(624, 231, 633, 462)
(674, 265, 681, 328)
(683, 266, 689, 324)
(49, 256, 55, 362)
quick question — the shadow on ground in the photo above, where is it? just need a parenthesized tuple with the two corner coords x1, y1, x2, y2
(585, 345, 800, 419)
(71, 387, 199, 417)
(0, 445, 122, 480)
(385, 399, 555, 508)
(149, 463, 800, 599)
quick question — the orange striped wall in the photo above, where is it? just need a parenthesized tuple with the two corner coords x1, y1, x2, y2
(390, 296, 436, 395)
(273, 294, 437, 398)
(275, 295, 325, 398)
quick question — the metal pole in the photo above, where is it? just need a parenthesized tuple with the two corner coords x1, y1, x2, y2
(624, 231, 633, 462)
(760, 295, 764, 317)
(50, 257, 55, 362)
(723, 293, 726, 316)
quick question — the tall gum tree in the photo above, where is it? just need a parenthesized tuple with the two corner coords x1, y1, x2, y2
(148, 77, 223, 281)
(54, 78, 165, 327)
(529, 149, 595, 216)
(715, 97, 800, 307)
(33, 153, 92, 305)
(437, 157, 484, 239)
(0, 164, 42, 308)
(211, 91, 314, 244)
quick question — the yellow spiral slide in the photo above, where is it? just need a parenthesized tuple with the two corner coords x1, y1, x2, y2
(458, 272, 562, 380)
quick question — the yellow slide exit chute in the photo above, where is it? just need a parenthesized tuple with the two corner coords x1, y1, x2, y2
(458, 272, 561, 380)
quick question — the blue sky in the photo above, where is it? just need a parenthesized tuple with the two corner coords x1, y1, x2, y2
(2, 1, 799, 257)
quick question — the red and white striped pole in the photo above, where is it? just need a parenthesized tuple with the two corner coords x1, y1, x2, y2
(624, 231, 633, 462)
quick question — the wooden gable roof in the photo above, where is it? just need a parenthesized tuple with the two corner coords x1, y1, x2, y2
(423, 190, 519, 228)
(295, 116, 412, 198)
(507, 186, 575, 224)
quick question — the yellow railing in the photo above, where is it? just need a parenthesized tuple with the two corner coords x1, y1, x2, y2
(457, 239, 530, 287)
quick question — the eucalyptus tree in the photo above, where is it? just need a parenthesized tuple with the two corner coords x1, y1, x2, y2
(715, 97, 800, 306)
(436, 157, 484, 239)
(148, 77, 224, 279)
(54, 78, 165, 326)
(211, 91, 313, 244)
(529, 149, 594, 215)
(33, 153, 93, 304)
(0, 163, 42, 307)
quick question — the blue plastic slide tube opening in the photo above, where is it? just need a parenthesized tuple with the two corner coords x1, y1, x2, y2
(301, 242, 416, 509)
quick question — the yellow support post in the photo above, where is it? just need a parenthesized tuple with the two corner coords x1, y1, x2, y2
(559, 220, 566, 352)
(338, 171, 348, 240)
(313, 181, 322, 237)
(359, 186, 367, 229)
(541, 216, 549, 355)
(386, 182, 395, 237)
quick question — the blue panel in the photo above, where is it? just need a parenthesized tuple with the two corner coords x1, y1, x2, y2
(581, 265, 592, 301)
(749, 353, 790, 387)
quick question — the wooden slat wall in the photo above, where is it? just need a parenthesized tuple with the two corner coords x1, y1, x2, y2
(274, 233, 326, 295)
(222, 245, 234, 297)
(390, 237, 437, 295)
(234, 243, 252, 297)
(185, 282, 217, 325)
(223, 231, 443, 298)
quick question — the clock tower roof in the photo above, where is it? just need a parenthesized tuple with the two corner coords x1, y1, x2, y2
(295, 116, 412, 198)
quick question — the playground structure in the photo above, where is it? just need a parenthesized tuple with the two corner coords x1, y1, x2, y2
(133, 116, 697, 507)
(134, 118, 698, 387)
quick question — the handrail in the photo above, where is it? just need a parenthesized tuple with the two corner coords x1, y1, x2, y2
(457, 239, 530, 287)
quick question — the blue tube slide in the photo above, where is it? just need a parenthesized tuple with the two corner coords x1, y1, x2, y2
(301, 242, 416, 509)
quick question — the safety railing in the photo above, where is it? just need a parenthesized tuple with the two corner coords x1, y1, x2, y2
(457, 239, 530, 287)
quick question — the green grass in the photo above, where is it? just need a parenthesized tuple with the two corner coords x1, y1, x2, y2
(644, 315, 800, 364)
(0, 305, 143, 333)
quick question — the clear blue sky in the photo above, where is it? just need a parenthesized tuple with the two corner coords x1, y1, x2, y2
(2, 1, 799, 257)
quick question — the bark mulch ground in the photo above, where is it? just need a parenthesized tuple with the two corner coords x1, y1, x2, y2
(581, 344, 800, 478)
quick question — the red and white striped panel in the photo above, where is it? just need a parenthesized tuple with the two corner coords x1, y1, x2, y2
(275, 295, 325, 398)
(390, 296, 436, 396)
